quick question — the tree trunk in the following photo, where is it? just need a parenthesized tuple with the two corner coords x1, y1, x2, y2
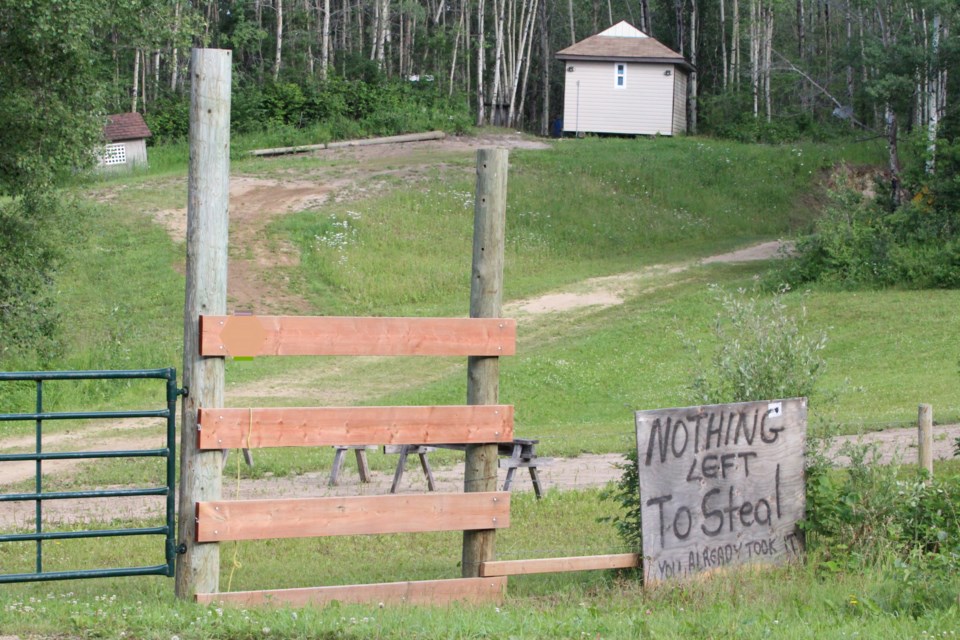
(539, 0, 550, 135)
(764, 3, 773, 122)
(491, 0, 506, 118)
(796, 0, 805, 57)
(516, 9, 536, 129)
(926, 12, 942, 174)
(509, 0, 539, 127)
(153, 50, 161, 102)
(720, 0, 728, 90)
(131, 48, 140, 113)
(640, 0, 651, 35)
(477, 0, 487, 125)
(170, 1, 181, 91)
(689, 0, 698, 132)
(567, 0, 575, 45)
(674, 0, 685, 55)
(274, 0, 284, 80)
(376, 0, 389, 67)
(321, 0, 331, 79)
(845, 3, 853, 114)
(732, 0, 740, 88)
(886, 105, 904, 208)
(449, 2, 464, 96)
(750, 0, 759, 118)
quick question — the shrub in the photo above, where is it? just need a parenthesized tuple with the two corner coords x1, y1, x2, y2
(602, 286, 826, 555)
(804, 442, 960, 615)
(144, 94, 190, 145)
(686, 285, 827, 404)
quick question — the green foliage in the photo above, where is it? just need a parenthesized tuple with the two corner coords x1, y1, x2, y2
(144, 93, 190, 144)
(803, 444, 960, 615)
(603, 286, 826, 560)
(600, 448, 643, 553)
(0, 0, 107, 365)
(0, 197, 66, 365)
(0, 0, 105, 196)
(778, 180, 960, 289)
(145, 74, 471, 146)
(687, 286, 827, 404)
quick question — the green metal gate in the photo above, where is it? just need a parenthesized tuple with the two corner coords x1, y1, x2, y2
(0, 369, 181, 583)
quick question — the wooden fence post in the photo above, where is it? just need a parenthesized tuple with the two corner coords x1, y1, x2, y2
(462, 148, 509, 578)
(175, 48, 232, 599)
(918, 403, 934, 481)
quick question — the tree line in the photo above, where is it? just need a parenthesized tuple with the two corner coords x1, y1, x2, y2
(94, 2, 954, 138)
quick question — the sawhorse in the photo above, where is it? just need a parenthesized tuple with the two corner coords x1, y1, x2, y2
(386, 438, 550, 499)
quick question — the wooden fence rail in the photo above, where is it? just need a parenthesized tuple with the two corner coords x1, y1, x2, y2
(197, 405, 513, 449)
(200, 315, 516, 358)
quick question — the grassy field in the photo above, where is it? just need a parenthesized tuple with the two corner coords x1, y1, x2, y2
(1, 480, 958, 638)
(2, 131, 959, 636)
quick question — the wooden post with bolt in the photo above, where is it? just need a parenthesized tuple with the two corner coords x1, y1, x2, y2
(175, 48, 232, 599)
(918, 403, 934, 481)
(462, 148, 509, 578)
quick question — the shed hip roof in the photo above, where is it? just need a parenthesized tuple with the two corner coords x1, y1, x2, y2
(104, 112, 152, 142)
(556, 21, 693, 72)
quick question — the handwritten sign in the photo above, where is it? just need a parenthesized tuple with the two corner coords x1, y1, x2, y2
(635, 398, 806, 584)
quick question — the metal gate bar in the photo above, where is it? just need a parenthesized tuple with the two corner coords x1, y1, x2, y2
(0, 368, 180, 583)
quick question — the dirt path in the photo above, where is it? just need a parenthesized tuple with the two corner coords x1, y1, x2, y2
(149, 132, 551, 315)
(2, 424, 957, 528)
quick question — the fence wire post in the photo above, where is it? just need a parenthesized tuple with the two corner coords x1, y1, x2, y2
(918, 403, 933, 482)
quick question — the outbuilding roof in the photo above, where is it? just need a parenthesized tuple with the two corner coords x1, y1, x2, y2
(103, 112, 152, 142)
(556, 21, 693, 72)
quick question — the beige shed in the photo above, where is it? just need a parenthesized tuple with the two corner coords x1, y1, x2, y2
(100, 112, 152, 170)
(556, 22, 693, 137)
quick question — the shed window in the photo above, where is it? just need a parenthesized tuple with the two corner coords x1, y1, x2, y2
(615, 63, 627, 89)
(103, 143, 126, 166)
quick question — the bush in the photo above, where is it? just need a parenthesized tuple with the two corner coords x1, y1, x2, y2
(779, 183, 960, 289)
(686, 285, 827, 404)
(144, 94, 190, 145)
(602, 286, 827, 555)
(148, 74, 471, 147)
(804, 442, 960, 615)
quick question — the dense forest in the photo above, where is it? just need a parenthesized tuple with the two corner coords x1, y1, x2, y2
(45, 1, 960, 139)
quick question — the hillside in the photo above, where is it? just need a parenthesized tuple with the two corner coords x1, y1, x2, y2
(4, 132, 955, 456)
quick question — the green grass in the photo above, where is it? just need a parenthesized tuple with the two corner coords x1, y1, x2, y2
(1, 486, 958, 638)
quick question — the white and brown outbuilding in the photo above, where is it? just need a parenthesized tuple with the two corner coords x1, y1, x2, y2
(556, 22, 693, 137)
(100, 112, 152, 170)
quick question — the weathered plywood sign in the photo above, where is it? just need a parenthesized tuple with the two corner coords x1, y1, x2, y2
(635, 398, 806, 584)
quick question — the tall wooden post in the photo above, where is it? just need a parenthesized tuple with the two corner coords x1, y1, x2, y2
(462, 148, 508, 578)
(176, 48, 232, 599)
(918, 403, 934, 481)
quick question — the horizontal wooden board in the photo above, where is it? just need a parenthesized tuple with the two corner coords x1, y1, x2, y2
(196, 492, 510, 542)
(198, 405, 514, 449)
(479, 553, 639, 577)
(196, 576, 507, 607)
(199, 315, 516, 357)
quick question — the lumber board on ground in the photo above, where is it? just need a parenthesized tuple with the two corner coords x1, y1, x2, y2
(479, 553, 640, 577)
(199, 315, 516, 358)
(198, 405, 513, 449)
(196, 492, 510, 542)
(249, 130, 446, 157)
(196, 576, 506, 607)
